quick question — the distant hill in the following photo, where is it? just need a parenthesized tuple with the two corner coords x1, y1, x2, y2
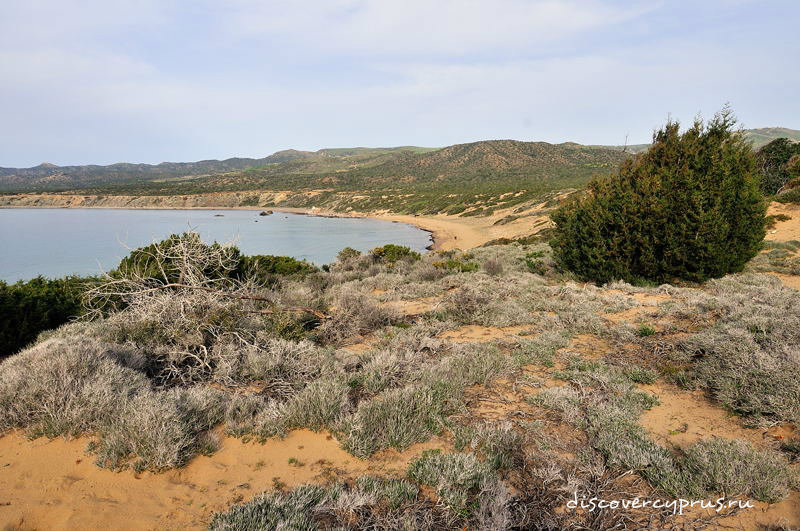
(0, 151, 314, 191)
(0, 146, 434, 193)
(744, 127, 800, 149)
(2, 127, 796, 215)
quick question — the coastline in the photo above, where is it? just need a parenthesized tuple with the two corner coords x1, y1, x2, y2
(0, 192, 554, 251)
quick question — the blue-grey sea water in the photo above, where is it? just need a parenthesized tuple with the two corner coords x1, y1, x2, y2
(0, 208, 432, 282)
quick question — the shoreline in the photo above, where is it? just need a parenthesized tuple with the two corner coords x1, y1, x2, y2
(0, 202, 460, 250)
(0, 191, 554, 250)
(0, 202, 484, 251)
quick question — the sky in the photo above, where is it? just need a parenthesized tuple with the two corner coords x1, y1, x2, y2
(1, 0, 798, 167)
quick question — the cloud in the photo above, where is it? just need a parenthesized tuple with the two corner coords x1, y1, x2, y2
(0, 0, 796, 166)
(220, 0, 654, 57)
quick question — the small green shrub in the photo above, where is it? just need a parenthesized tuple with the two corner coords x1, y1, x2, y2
(339, 382, 456, 457)
(623, 366, 658, 384)
(355, 475, 419, 509)
(756, 137, 800, 195)
(369, 244, 421, 264)
(336, 247, 361, 262)
(776, 187, 800, 204)
(407, 450, 493, 516)
(239, 254, 317, 283)
(683, 438, 796, 503)
(637, 324, 657, 337)
(432, 259, 480, 272)
(209, 484, 329, 531)
(523, 251, 547, 275)
(114, 232, 241, 284)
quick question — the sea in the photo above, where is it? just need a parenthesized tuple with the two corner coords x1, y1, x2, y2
(0, 208, 432, 283)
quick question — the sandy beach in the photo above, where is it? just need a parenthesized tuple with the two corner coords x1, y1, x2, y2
(0, 192, 554, 251)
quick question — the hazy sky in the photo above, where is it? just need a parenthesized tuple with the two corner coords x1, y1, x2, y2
(1, 0, 798, 167)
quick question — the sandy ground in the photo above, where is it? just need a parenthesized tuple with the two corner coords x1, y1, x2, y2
(639, 382, 800, 530)
(767, 202, 800, 242)
(766, 202, 800, 289)
(0, 429, 448, 531)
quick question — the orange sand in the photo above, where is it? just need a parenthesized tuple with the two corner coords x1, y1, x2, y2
(0, 430, 447, 531)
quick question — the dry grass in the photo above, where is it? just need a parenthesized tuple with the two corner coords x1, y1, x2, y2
(2, 237, 800, 529)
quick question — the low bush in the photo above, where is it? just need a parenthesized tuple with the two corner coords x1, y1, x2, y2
(755, 137, 800, 195)
(673, 274, 800, 423)
(482, 258, 504, 276)
(239, 254, 317, 284)
(210, 479, 428, 531)
(315, 289, 396, 343)
(535, 353, 796, 503)
(369, 244, 421, 264)
(0, 275, 89, 357)
(523, 250, 548, 275)
(683, 438, 797, 503)
(433, 259, 480, 273)
(338, 382, 457, 457)
(407, 450, 494, 516)
(0, 336, 225, 470)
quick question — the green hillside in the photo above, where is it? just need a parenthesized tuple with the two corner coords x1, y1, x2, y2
(744, 127, 800, 149)
(69, 140, 628, 215)
(3, 127, 796, 216)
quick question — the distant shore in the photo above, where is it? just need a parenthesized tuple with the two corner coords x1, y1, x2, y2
(0, 195, 466, 250)
(0, 192, 552, 250)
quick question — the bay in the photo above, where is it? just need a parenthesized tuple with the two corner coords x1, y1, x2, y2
(0, 208, 432, 282)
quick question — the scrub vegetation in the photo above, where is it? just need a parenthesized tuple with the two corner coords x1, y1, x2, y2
(1, 227, 798, 530)
(2, 113, 800, 530)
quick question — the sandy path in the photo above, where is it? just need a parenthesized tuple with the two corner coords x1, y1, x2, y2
(0, 430, 447, 531)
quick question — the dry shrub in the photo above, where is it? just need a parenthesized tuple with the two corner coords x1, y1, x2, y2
(316, 289, 397, 344)
(483, 258, 504, 276)
(0, 337, 147, 437)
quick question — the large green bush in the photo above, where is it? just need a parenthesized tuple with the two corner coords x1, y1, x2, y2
(0, 276, 89, 357)
(552, 110, 766, 284)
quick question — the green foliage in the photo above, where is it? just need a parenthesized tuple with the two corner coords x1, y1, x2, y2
(336, 247, 361, 262)
(755, 137, 800, 195)
(369, 244, 421, 264)
(115, 232, 316, 286)
(114, 232, 241, 284)
(239, 254, 317, 284)
(637, 324, 657, 337)
(623, 366, 658, 384)
(683, 438, 796, 503)
(432, 258, 480, 272)
(776, 186, 800, 204)
(210, 484, 329, 531)
(523, 250, 548, 275)
(552, 109, 767, 284)
(407, 450, 493, 516)
(0, 276, 89, 357)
